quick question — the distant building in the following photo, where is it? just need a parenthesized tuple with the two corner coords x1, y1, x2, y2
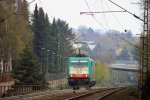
(85, 41, 96, 50)
(73, 41, 96, 50)
(116, 48, 122, 56)
(0, 59, 14, 95)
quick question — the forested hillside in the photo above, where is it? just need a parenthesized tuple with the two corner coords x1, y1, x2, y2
(74, 26, 139, 64)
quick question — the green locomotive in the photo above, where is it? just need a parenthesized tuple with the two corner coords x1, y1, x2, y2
(67, 56, 96, 90)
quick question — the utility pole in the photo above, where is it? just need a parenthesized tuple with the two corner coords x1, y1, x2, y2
(140, 0, 150, 99)
(46, 50, 50, 74)
(41, 48, 45, 72)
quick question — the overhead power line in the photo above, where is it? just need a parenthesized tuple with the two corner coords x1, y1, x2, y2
(83, 0, 121, 47)
(115, 34, 137, 48)
(100, 0, 120, 47)
(115, 33, 150, 58)
(103, 0, 125, 30)
(38, 0, 54, 19)
(84, 0, 107, 30)
(81, 0, 144, 22)
(108, 0, 144, 22)
(101, 0, 109, 30)
(80, 10, 125, 15)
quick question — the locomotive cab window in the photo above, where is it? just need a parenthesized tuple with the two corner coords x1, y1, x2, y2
(71, 61, 88, 67)
(70, 61, 88, 74)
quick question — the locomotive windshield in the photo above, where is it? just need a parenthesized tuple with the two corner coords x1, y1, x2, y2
(70, 61, 88, 74)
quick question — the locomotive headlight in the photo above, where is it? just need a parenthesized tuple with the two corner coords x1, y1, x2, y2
(70, 74, 73, 77)
(85, 74, 88, 77)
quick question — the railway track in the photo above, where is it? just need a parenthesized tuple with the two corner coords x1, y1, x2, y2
(96, 88, 124, 100)
(0, 87, 126, 100)
(65, 87, 124, 100)
(0, 89, 73, 100)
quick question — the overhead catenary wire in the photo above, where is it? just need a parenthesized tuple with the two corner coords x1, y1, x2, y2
(83, 0, 122, 63)
(115, 33, 144, 54)
(108, 0, 144, 22)
(101, 0, 109, 30)
(81, 0, 128, 32)
(100, 0, 120, 47)
(38, 0, 54, 19)
(92, 0, 99, 11)
(102, 0, 126, 48)
(80, 0, 126, 33)
(114, 33, 150, 60)
(107, 1, 127, 48)
(84, 0, 107, 30)
(81, 0, 143, 22)
(83, 0, 122, 50)
(82, 0, 143, 49)
(81, 0, 142, 62)
(103, 0, 125, 30)
(80, 11, 125, 15)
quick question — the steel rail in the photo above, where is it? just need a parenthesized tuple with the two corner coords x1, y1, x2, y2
(65, 88, 115, 100)
(96, 87, 124, 100)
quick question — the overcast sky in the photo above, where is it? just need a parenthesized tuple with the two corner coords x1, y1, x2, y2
(28, 0, 143, 34)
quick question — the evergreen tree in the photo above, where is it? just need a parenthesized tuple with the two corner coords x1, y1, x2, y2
(12, 46, 45, 85)
(38, 7, 47, 47)
(44, 13, 51, 50)
(31, 4, 75, 74)
(32, 4, 41, 59)
(55, 19, 75, 57)
(32, 6, 52, 73)
(54, 19, 75, 72)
